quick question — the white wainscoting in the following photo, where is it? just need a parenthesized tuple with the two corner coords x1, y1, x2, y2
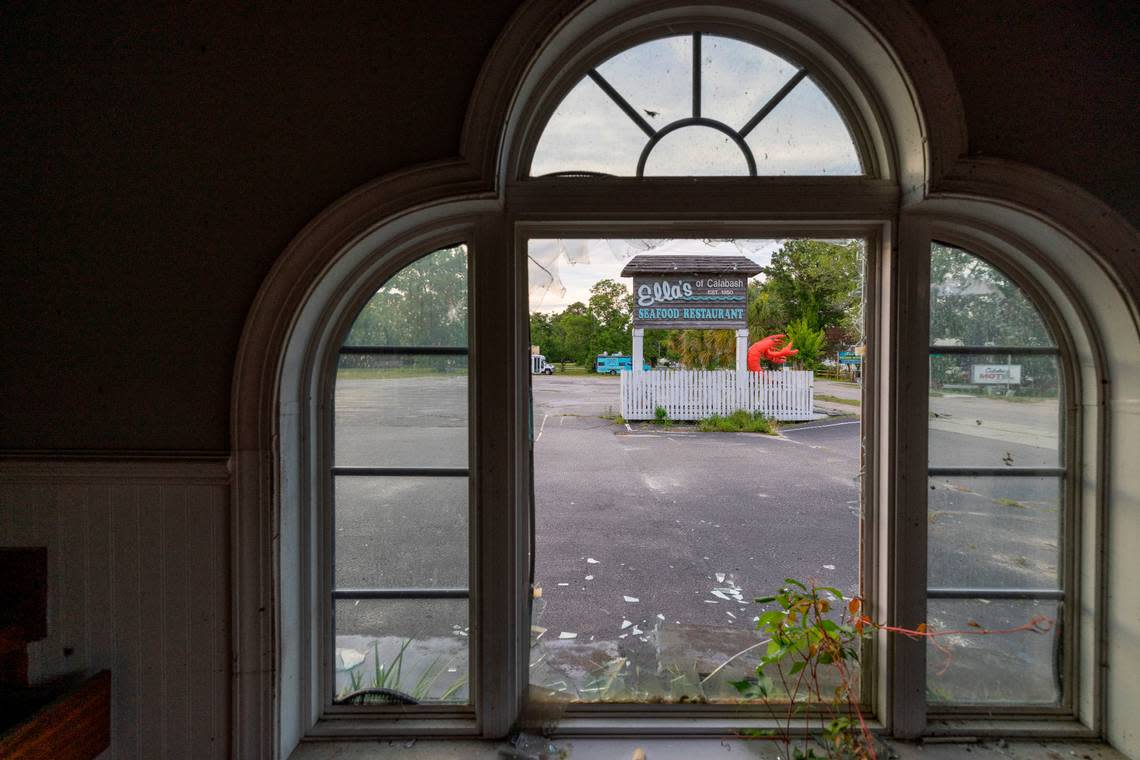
(0, 457, 230, 760)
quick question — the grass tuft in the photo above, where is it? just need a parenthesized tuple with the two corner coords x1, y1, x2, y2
(697, 410, 777, 434)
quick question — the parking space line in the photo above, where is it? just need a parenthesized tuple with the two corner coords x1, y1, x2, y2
(536, 413, 549, 442)
(784, 420, 860, 432)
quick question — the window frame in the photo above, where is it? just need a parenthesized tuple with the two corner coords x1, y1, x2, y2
(240, 3, 1114, 749)
(513, 221, 888, 730)
(319, 240, 477, 720)
(921, 229, 1084, 723)
(524, 26, 873, 179)
(512, 17, 890, 183)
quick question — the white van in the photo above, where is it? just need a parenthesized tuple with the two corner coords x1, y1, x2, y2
(530, 354, 555, 375)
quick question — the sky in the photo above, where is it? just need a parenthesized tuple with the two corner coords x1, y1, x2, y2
(529, 33, 862, 177)
(528, 238, 784, 313)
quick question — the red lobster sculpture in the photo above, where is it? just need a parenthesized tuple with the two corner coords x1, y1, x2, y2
(747, 333, 798, 372)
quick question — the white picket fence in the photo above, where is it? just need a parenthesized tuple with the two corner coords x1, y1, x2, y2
(620, 369, 815, 421)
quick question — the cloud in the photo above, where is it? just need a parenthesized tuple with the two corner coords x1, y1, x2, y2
(528, 238, 784, 313)
(530, 33, 861, 177)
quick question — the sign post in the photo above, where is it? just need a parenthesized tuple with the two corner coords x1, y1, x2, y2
(632, 327, 645, 375)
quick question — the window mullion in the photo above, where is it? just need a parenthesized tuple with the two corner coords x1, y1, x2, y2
(472, 215, 525, 737)
(890, 211, 932, 737)
(332, 589, 470, 600)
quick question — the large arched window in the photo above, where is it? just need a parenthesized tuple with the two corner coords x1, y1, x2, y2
(235, 2, 1132, 753)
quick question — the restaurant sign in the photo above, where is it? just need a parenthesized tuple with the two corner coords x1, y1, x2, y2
(632, 275, 748, 329)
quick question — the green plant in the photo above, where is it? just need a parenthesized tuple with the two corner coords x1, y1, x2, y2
(599, 406, 626, 425)
(731, 579, 869, 759)
(731, 579, 1055, 759)
(785, 318, 827, 369)
(653, 406, 672, 428)
(698, 409, 776, 434)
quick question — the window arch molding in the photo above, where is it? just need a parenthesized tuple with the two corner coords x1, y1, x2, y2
(478, 0, 966, 196)
(227, 2, 1140, 756)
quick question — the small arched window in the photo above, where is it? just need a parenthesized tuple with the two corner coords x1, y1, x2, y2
(529, 32, 864, 177)
(926, 242, 1070, 708)
(329, 245, 471, 708)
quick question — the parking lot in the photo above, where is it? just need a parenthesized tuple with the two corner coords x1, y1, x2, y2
(531, 374, 861, 640)
(331, 370, 1064, 704)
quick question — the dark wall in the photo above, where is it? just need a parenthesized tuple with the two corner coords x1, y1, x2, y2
(2, 1, 1136, 451)
(918, 0, 1140, 224)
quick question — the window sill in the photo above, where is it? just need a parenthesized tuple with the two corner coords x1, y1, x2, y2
(290, 737, 1127, 760)
(305, 717, 479, 738)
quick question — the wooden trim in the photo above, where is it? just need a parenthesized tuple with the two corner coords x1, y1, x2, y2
(888, 211, 930, 737)
(507, 177, 899, 219)
(0, 456, 230, 483)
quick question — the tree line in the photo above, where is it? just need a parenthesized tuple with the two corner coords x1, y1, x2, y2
(530, 239, 864, 371)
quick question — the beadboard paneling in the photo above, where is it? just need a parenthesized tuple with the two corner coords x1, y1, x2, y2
(0, 458, 230, 760)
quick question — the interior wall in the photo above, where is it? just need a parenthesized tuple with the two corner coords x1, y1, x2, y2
(0, 460, 230, 760)
(916, 0, 1140, 226)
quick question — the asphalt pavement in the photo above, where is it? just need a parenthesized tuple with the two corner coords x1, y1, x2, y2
(328, 371, 1064, 704)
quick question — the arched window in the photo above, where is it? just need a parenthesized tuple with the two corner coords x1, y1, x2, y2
(925, 242, 1070, 708)
(235, 2, 1131, 752)
(329, 245, 472, 708)
(529, 32, 864, 177)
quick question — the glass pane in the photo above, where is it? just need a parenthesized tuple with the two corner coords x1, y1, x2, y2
(334, 476, 468, 590)
(334, 598, 469, 704)
(926, 598, 1061, 706)
(531, 77, 648, 176)
(701, 35, 800, 131)
(928, 353, 1061, 468)
(595, 35, 692, 128)
(344, 245, 467, 348)
(743, 76, 863, 176)
(526, 237, 865, 705)
(642, 126, 751, 176)
(930, 243, 1054, 348)
(529, 34, 863, 177)
(334, 353, 467, 468)
(928, 476, 1061, 590)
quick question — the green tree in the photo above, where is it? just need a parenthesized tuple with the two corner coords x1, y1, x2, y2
(529, 311, 554, 356)
(930, 243, 1052, 347)
(586, 279, 633, 370)
(553, 302, 594, 368)
(784, 318, 826, 369)
(759, 240, 860, 333)
(664, 330, 736, 369)
(747, 283, 789, 340)
(345, 245, 468, 347)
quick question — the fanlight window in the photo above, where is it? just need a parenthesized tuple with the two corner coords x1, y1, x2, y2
(530, 33, 864, 177)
